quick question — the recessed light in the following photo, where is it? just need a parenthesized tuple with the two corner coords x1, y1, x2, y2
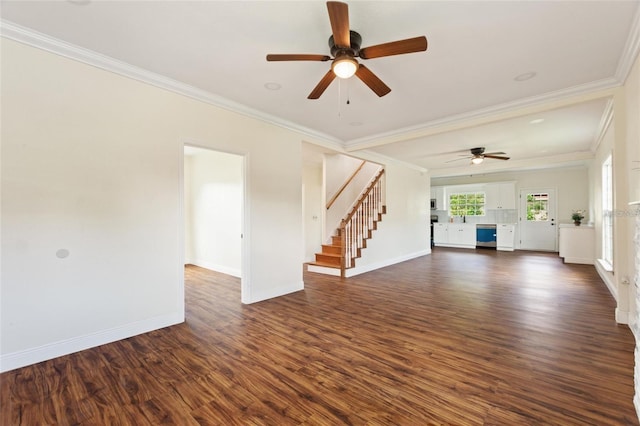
(514, 72, 537, 82)
(530, 118, 544, 124)
(264, 82, 281, 90)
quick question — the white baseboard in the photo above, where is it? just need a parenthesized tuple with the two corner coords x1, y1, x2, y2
(345, 249, 431, 277)
(188, 259, 241, 278)
(0, 312, 183, 373)
(595, 259, 618, 301)
(563, 257, 594, 265)
(433, 243, 475, 249)
(245, 281, 304, 304)
(616, 307, 630, 324)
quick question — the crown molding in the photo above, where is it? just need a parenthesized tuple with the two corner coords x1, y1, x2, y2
(0, 20, 343, 147)
(356, 150, 428, 173)
(345, 79, 619, 152)
(591, 98, 615, 153)
(615, 3, 640, 84)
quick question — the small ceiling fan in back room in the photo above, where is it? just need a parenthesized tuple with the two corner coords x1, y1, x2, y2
(266, 1, 428, 99)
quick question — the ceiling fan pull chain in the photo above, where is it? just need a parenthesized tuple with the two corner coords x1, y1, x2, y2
(346, 79, 351, 105)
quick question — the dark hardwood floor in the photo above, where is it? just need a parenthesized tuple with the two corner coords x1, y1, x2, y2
(1, 248, 637, 425)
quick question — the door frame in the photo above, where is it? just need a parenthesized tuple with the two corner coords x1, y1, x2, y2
(180, 141, 248, 304)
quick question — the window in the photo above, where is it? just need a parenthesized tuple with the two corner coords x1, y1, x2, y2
(449, 192, 485, 216)
(602, 155, 613, 267)
(525, 193, 549, 221)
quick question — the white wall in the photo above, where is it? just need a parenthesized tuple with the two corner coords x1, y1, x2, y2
(592, 51, 639, 328)
(325, 154, 363, 198)
(184, 155, 195, 262)
(303, 162, 323, 262)
(596, 48, 640, 420)
(324, 154, 382, 241)
(0, 39, 304, 371)
(622, 44, 640, 424)
(620, 52, 640, 334)
(185, 149, 243, 277)
(590, 85, 634, 325)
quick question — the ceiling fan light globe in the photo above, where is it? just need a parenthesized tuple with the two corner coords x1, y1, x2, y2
(471, 156, 484, 165)
(332, 56, 358, 79)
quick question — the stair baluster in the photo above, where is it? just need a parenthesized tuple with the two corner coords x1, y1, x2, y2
(338, 169, 386, 277)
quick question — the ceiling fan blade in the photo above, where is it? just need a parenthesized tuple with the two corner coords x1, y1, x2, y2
(484, 155, 510, 161)
(359, 36, 428, 59)
(308, 70, 337, 99)
(327, 1, 350, 48)
(445, 157, 469, 163)
(267, 54, 331, 62)
(484, 151, 506, 156)
(355, 64, 391, 97)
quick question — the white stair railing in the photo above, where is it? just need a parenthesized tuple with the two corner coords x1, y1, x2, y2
(339, 169, 385, 277)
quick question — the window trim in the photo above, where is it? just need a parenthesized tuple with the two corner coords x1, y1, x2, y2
(448, 191, 486, 217)
(601, 154, 613, 268)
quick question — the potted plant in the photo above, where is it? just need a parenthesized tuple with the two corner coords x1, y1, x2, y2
(571, 210, 585, 226)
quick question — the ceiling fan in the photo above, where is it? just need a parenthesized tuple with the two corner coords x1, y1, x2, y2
(266, 1, 428, 99)
(447, 147, 511, 165)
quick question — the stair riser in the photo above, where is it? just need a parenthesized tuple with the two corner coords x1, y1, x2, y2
(315, 254, 342, 266)
(322, 245, 342, 255)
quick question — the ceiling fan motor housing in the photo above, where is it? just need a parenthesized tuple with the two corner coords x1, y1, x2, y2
(329, 30, 362, 57)
(470, 147, 485, 156)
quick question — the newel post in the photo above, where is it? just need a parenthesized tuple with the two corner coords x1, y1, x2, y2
(340, 219, 347, 278)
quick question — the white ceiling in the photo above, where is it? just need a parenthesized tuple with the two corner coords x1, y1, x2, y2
(1, 0, 638, 177)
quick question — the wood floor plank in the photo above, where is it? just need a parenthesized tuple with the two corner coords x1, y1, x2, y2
(1, 248, 637, 425)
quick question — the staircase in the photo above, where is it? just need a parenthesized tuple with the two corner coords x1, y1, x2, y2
(309, 168, 386, 277)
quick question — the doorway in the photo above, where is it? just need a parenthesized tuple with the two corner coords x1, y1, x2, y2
(519, 188, 557, 251)
(183, 145, 245, 299)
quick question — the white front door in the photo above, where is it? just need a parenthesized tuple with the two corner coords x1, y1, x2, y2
(519, 189, 557, 251)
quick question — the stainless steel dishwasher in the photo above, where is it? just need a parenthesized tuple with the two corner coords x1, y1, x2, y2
(476, 224, 497, 248)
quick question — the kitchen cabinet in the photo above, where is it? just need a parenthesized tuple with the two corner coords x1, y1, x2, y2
(559, 225, 595, 264)
(433, 223, 449, 244)
(434, 223, 476, 248)
(485, 182, 516, 210)
(432, 186, 447, 211)
(448, 223, 476, 247)
(496, 224, 515, 251)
